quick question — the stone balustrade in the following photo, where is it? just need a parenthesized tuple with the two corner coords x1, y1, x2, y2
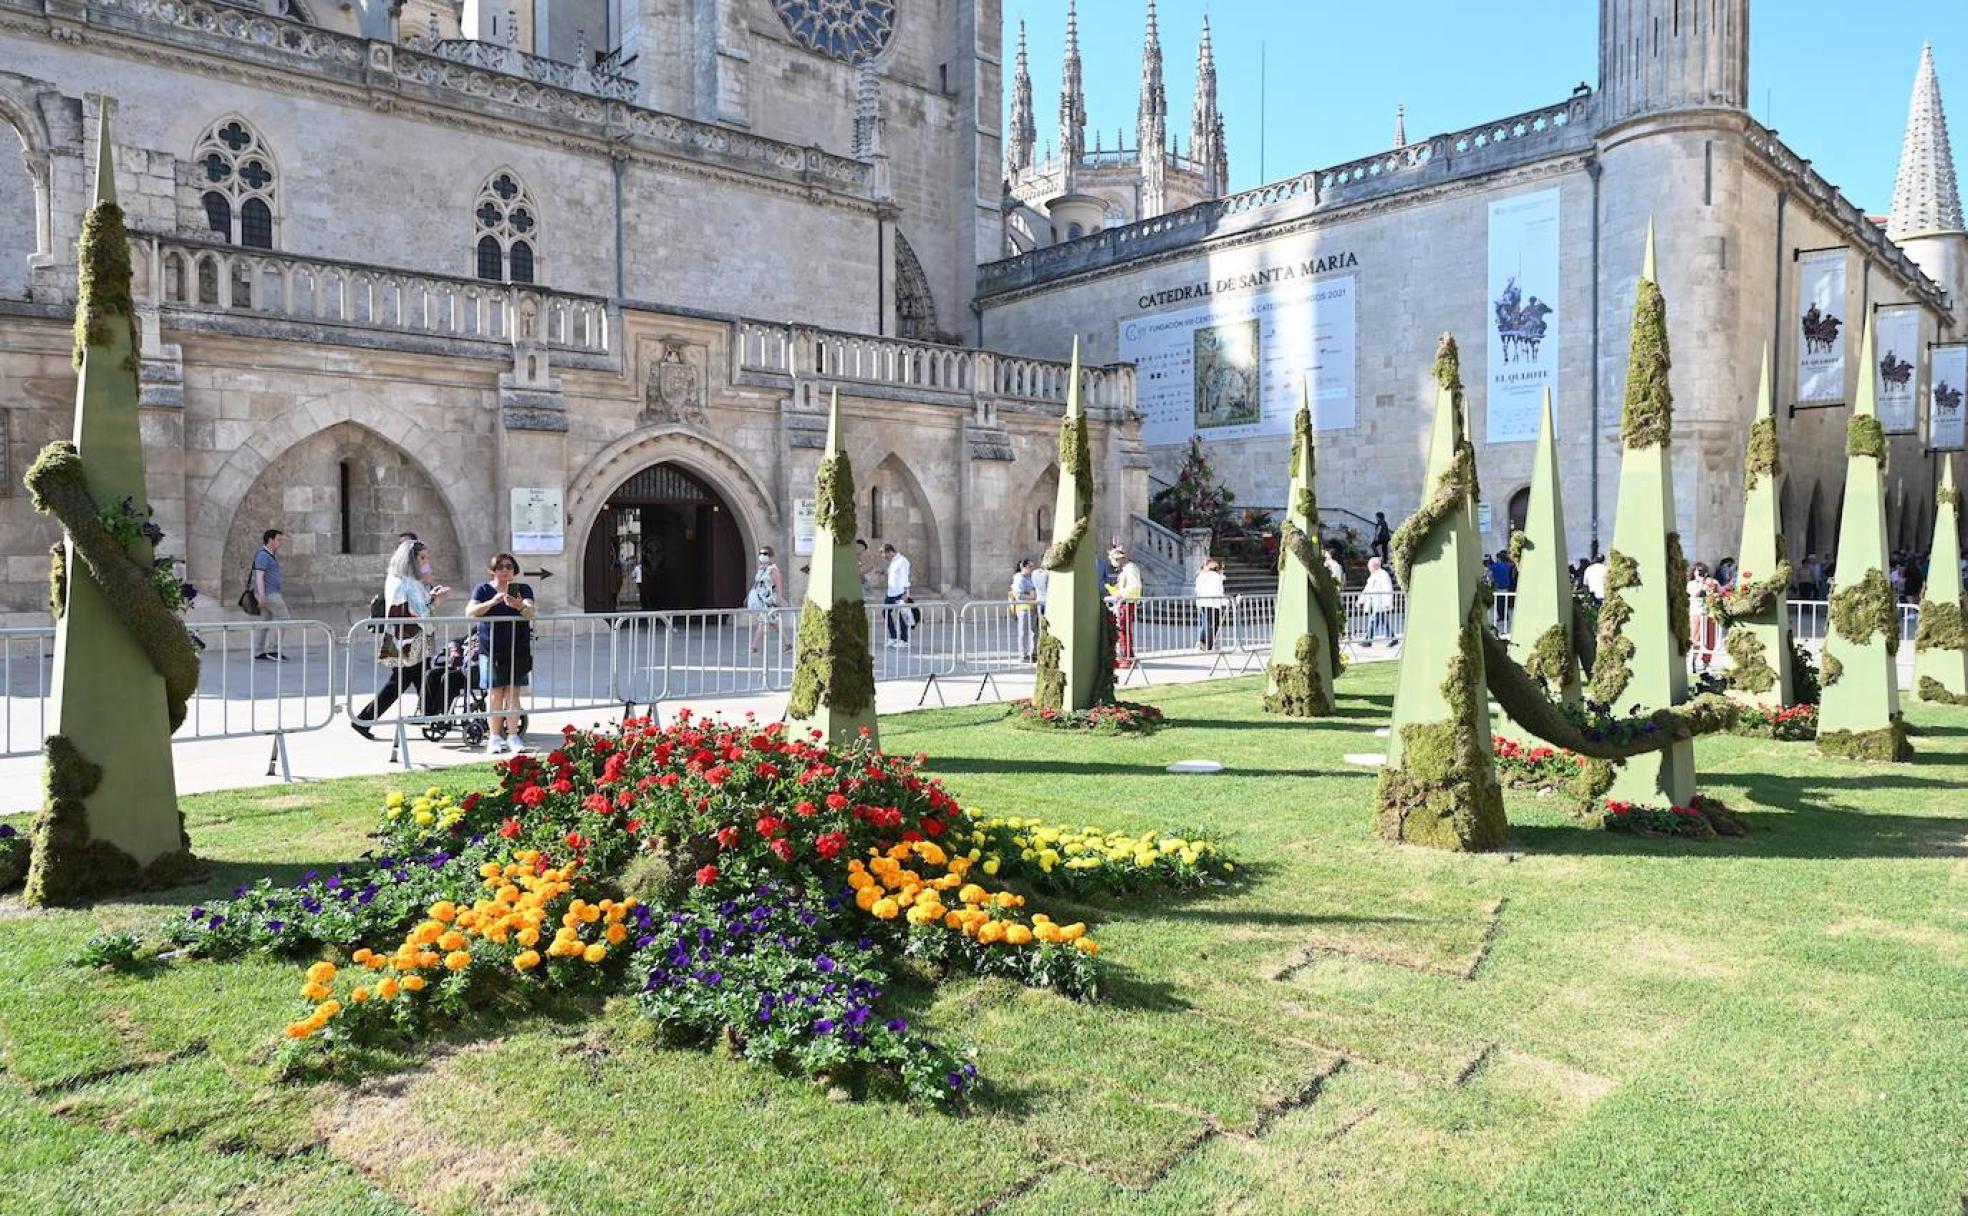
(133, 235, 613, 355)
(733, 321, 1136, 414)
(429, 38, 638, 102)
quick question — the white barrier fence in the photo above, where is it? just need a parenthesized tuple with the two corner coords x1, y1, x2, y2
(0, 593, 1930, 770)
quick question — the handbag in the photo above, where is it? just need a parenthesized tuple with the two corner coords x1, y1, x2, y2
(237, 563, 261, 616)
(377, 600, 425, 667)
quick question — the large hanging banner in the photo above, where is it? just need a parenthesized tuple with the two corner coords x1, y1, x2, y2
(1485, 188, 1561, 444)
(1795, 249, 1848, 405)
(1874, 306, 1922, 435)
(1120, 270, 1357, 445)
(1932, 344, 1968, 451)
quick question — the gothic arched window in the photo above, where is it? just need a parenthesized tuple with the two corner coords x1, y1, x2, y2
(770, 0, 896, 64)
(894, 231, 940, 343)
(192, 116, 277, 249)
(473, 170, 538, 285)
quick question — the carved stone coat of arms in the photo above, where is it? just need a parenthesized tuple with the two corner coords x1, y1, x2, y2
(642, 341, 708, 427)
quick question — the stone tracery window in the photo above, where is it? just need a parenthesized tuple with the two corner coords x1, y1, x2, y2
(473, 170, 537, 285)
(770, 0, 896, 64)
(192, 116, 277, 249)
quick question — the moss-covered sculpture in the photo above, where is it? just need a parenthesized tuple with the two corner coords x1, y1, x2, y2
(1502, 390, 1580, 705)
(1031, 341, 1119, 718)
(1375, 336, 1506, 852)
(26, 109, 200, 906)
(1595, 222, 1696, 806)
(786, 391, 878, 745)
(1913, 459, 1967, 702)
(1816, 316, 1912, 761)
(1716, 347, 1794, 705)
(1264, 391, 1341, 717)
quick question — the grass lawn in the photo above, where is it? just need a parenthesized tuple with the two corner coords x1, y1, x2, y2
(3, 661, 1967, 1215)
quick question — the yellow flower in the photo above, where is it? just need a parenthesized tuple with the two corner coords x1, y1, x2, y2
(604, 923, 628, 945)
(443, 950, 471, 971)
(413, 810, 435, 827)
(582, 943, 607, 964)
(1004, 924, 1033, 946)
(385, 792, 405, 809)
(377, 977, 400, 1000)
(300, 981, 332, 1001)
(318, 999, 342, 1018)
(871, 897, 900, 921)
(429, 901, 457, 923)
(424, 786, 441, 799)
(982, 858, 1000, 877)
(402, 974, 427, 992)
(517, 927, 540, 948)
(437, 930, 466, 952)
(306, 961, 337, 984)
(513, 950, 541, 971)
(350, 987, 370, 1004)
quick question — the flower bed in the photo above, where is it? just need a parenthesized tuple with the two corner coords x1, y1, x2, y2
(1490, 736, 1584, 790)
(1006, 699, 1166, 735)
(1603, 794, 1743, 841)
(1728, 703, 1817, 742)
(158, 713, 1232, 1107)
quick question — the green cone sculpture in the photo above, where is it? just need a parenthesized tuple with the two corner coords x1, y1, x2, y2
(1914, 459, 1967, 705)
(786, 390, 878, 746)
(1375, 336, 1507, 852)
(1503, 389, 1580, 707)
(25, 107, 200, 905)
(1263, 385, 1341, 716)
(1031, 340, 1115, 714)
(1717, 347, 1794, 706)
(1592, 223, 1697, 806)
(1817, 316, 1913, 760)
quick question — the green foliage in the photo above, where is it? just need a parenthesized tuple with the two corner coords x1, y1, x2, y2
(1725, 629, 1777, 695)
(0, 823, 28, 891)
(1941, 485, 1961, 510)
(1710, 563, 1792, 626)
(1390, 336, 1479, 587)
(48, 544, 65, 621)
(787, 599, 876, 721)
(1845, 415, 1887, 463)
(1666, 533, 1692, 656)
(1917, 675, 1968, 706)
(25, 442, 200, 731)
(1263, 633, 1333, 718)
(1375, 598, 1507, 851)
(1817, 719, 1914, 763)
(73, 200, 139, 371)
(1277, 517, 1345, 675)
(1821, 651, 1843, 688)
(1032, 622, 1066, 713)
(70, 930, 145, 970)
(1791, 639, 1822, 706)
(813, 453, 857, 539)
(1620, 278, 1673, 450)
(1914, 598, 1965, 653)
(1743, 417, 1781, 491)
(27, 734, 199, 908)
(1590, 551, 1640, 704)
(1507, 528, 1530, 568)
(1007, 699, 1165, 734)
(1829, 568, 1899, 656)
(1525, 622, 1575, 687)
(1150, 436, 1236, 533)
(1041, 516, 1090, 573)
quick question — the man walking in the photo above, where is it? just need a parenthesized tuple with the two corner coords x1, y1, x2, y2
(1370, 511, 1392, 564)
(252, 528, 290, 661)
(881, 542, 913, 648)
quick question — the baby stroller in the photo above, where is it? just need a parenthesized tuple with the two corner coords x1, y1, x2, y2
(420, 635, 528, 747)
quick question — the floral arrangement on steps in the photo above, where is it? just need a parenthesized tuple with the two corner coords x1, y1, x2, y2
(154, 713, 1232, 1108)
(1490, 736, 1584, 791)
(1006, 698, 1165, 734)
(1603, 794, 1744, 841)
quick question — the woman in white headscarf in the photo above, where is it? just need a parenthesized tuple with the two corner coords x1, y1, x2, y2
(351, 538, 450, 738)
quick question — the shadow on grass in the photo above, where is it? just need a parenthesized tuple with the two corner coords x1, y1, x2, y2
(1513, 802, 1968, 861)
(923, 756, 1366, 779)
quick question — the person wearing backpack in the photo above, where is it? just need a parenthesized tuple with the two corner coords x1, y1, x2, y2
(351, 538, 449, 739)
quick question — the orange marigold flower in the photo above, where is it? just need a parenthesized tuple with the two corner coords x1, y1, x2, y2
(582, 943, 607, 964)
(429, 901, 458, 923)
(402, 974, 427, 991)
(443, 950, 471, 971)
(377, 978, 400, 1000)
(513, 950, 542, 972)
(305, 961, 336, 984)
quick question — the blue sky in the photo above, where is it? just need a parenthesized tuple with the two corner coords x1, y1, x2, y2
(1001, 1, 1958, 216)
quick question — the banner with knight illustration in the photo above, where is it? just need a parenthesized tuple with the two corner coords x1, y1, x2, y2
(1932, 344, 1968, 452)
(1795, 249, 1848, 406)
(1484, 188, 1561, 444)
(1874, 306, 1922, 435)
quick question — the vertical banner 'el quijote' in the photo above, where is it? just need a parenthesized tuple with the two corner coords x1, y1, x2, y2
(1874, 307, 1922, 435)
(1932, 344, 1968, 452)
(1796, 249, 1848, 406)
(1485, 188, 1561, 444)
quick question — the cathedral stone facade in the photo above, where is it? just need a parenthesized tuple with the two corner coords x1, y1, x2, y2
(0, 0, 1146, 623)
(981, 1, 1967, 574)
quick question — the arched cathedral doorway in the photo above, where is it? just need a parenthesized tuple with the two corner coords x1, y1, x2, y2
(582, 463, 745, 613)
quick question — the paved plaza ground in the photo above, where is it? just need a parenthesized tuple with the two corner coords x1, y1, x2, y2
(2, 662, 1966, 1214)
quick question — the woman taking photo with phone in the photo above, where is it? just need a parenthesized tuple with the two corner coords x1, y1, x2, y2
(352, 539, 449, 738)
(466, 552, 536, 753)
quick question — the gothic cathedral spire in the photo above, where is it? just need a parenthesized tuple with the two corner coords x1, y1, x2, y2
(1191, 12, 1225, 198)
(1060, 0, 1086, 188)
(1888, 43, 1964, 240)
(1394, 103, 1407, 149)
(1008, 19, 1036, 175)
(1137, 0, 1168, 217)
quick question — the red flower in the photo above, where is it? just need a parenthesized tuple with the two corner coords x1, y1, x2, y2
(461, 792, 482, 813)
(755, 815, 784, 838)
(716, 825, 740, 850)
(695, 864, 719, 886)
(615, 790, 636, 810)
(583, 793, 612, 816)
(547, 749, 571, 767)
(498, 817, 522, 839)
(768, 838, 794, 863)
(704, 766, 732, 787)
(624, 818, 641, 833)
(794, 799, 818, 818)
(815, 831, 847, 860)
(565, 831, 587, 850)
(517, 785, 547, 808)
(552, 779, 574, 796)
(922, 817, 944, 837)
(825, 792, 849, 811)
(755, 762, 781, 780)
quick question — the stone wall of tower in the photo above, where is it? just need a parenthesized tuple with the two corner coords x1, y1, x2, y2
(1598, 0, 1749, 127)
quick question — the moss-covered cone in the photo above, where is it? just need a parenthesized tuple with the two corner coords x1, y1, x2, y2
(1376, 600, 1507, 851)
(1914, 460, 1968, 700)
(785, 394, 879, 746)
(1265, 396, 1340, 716)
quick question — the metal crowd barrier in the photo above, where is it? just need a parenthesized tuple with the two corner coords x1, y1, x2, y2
(618, 607, 798, 705)
(868, 600, 961, 705)
(1, 627, 55, 759)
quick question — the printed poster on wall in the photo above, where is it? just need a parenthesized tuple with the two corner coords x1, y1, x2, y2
(1795, 249, 1848, 405)
(1485, 188, 1561, 444)
(792, 498, 816, 556)
(1120, 272, 1357, 445)
(509, 486, 563, 554)
(1874, 306, 1922, 435)
(1932, 344, 1968, 451)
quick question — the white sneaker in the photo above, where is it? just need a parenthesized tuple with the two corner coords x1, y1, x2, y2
(883, 639, 898, 648)
(508, 734, 529, 752)
(895, 640, 911, 649)
(489, 736, 509, 754)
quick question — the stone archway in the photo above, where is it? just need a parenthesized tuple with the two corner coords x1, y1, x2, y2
(865, 452, 941, 589)
(563, 427, 777, 613)
(191, 395, 490, 613)
(579, 462, 747, 613)
(0, 73, 55, 297)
